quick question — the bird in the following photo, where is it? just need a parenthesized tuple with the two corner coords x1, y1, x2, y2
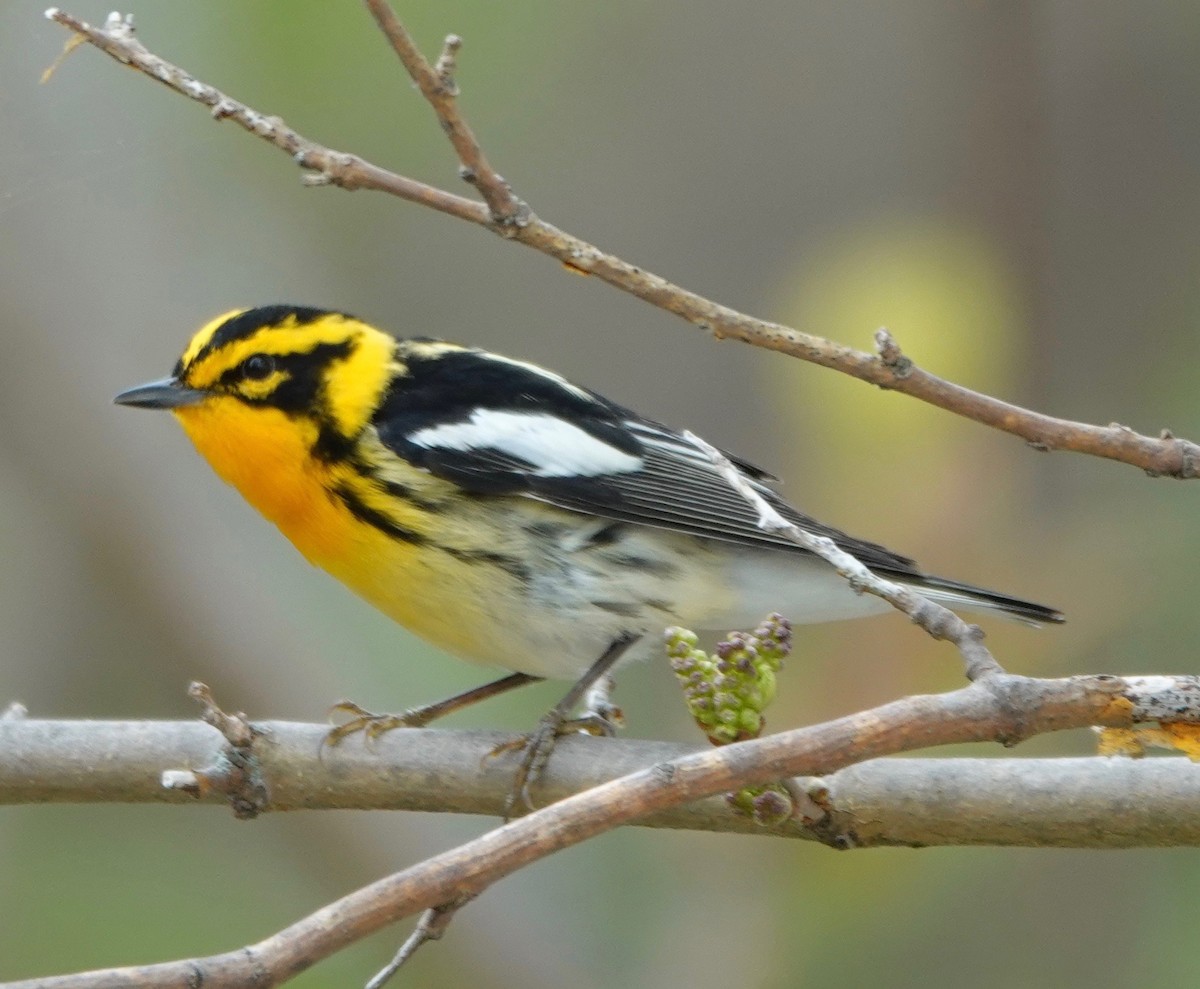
(115, 304, 1062, 805)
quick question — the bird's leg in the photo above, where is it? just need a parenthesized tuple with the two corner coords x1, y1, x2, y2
(579, 673, 624, 732)
(325, 672, 544, 746)
(494, 632, 641, 816)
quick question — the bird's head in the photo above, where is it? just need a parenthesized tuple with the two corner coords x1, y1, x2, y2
(115, 305, 401, 459)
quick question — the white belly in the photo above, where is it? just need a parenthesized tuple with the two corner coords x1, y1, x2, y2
(491, 527, 891, 680)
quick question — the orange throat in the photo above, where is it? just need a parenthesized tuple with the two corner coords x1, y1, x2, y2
(173, 399, 348, 566)
(170, 396, 500, 664)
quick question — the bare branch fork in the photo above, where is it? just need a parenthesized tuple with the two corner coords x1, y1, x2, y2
(24, 4, 1200, 987)
(43, 6, 1200, 479)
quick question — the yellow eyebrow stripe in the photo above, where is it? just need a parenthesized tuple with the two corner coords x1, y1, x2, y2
(179, 308, 248, 369)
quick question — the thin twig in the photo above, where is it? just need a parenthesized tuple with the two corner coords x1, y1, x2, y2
(366, 898, 472, 989)
(42, 7, 1200, 479)
(42, 11, 488, 223)
(685, 430, 1003, 680)
(361, 0, 526, 225)
(157, 683, 268, 818)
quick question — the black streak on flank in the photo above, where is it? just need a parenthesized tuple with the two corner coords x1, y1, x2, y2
(591, 600, 642, 618)
(340, 460, 449, 513)
(379, 478, 447, 514)
(585, 522, 625, 548)
(602, 553, 679, 579)
(441, 546, 531, 583)
(332, 483, 426, 545)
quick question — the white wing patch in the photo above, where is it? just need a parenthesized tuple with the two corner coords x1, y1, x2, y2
(408, 409, 642, 477)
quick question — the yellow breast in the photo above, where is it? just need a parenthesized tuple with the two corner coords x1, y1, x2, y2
(171, 398, 500, 662)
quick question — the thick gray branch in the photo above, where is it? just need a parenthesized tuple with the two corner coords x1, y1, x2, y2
(4, 718, 1199, 847)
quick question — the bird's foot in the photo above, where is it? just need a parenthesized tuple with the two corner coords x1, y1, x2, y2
(323, 699, 434, 748)
(490, 706, 621, 818)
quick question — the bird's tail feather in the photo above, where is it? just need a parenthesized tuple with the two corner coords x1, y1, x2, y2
(891, 571, 1064, 627)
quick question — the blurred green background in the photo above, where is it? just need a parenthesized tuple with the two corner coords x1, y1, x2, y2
(3, 1, 1199, 985)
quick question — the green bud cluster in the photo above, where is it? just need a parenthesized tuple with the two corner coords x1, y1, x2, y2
(725, 784, 794, 827)
(666, 614, 796, 826)
(665, 613, 793, 745)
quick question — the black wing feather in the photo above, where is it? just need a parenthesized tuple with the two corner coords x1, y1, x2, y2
(523, 427, 922, 574)
(373, 346, 919, 573)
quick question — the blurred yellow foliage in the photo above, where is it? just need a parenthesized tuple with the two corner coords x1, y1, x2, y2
(776, 215, 1023, 450)
(770, 215, 1030, 538)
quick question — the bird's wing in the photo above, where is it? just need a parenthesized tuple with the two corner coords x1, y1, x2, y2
(529, 416, 922, 574)
(374, 351, 921, 574)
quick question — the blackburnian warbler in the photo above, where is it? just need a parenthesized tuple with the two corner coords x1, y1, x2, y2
(115, 305, 1061, 798)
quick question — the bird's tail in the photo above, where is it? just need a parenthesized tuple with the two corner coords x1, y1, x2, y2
(888, 572, 1065, 627)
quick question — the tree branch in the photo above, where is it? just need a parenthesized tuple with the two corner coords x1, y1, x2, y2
(7, 667, 1200, 840)
(3, 713, 1200, 849)
(6, 671, 1200, 988)
(361, 0, 525, 225)
(42, 7, 1200, 479)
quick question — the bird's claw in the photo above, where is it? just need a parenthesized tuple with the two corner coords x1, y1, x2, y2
(323, 699, 429, 748)
(490, 709, 620, 818)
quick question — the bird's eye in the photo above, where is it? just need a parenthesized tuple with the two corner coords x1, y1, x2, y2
(241, 355, 275, 381)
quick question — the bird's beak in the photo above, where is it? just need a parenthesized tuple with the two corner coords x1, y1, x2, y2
(113, 376, 208, 410)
